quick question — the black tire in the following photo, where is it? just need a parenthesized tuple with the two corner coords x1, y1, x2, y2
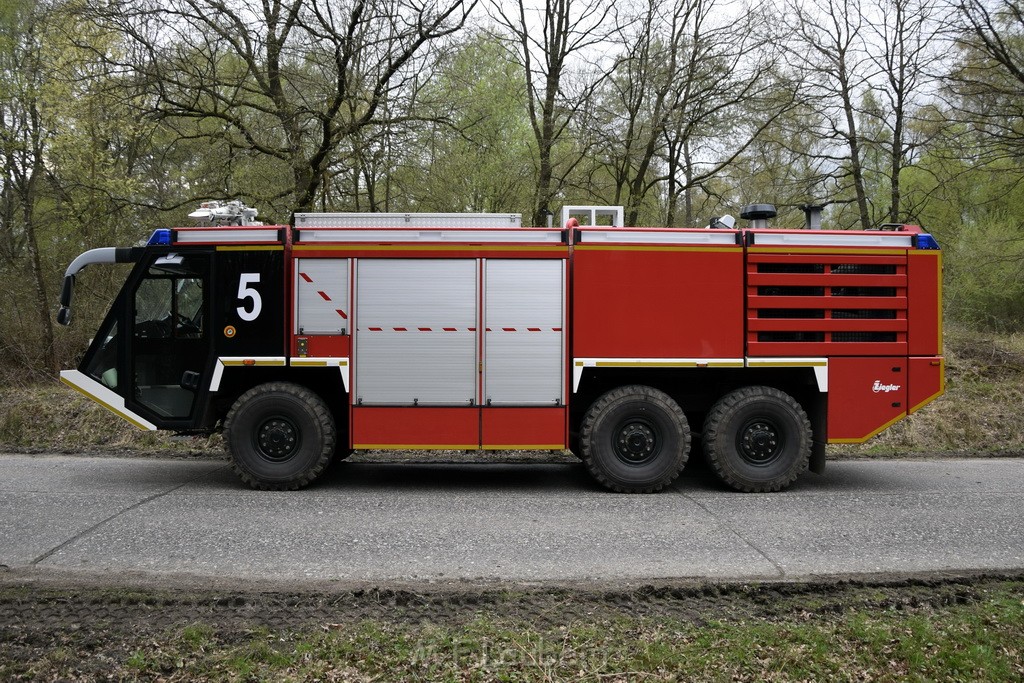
(580, 385, 691, 493)
(224, 382, 336, 490)
(702, 386, 811, 493)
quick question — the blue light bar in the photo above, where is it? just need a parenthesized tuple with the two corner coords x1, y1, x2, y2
(915, 233, 940, 250)
(147, 228, 172, 246)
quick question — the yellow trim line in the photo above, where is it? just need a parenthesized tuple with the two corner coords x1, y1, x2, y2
(747, 361, 827, 367)
(293, 245, 568, 253)
(355, 444, 564, 450)
(221, 359, 286, 367)
(574, 245, 739, 253)
(215, 245, 284, 251)
(59, 376, 152, 431)
(355, 444, 480, 450)
(594, 361, 744, 368)
(828, 412, 907, 444)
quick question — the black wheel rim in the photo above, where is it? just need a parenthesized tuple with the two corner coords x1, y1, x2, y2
(736, 417, 784, 466)
(254, 416, 300, 462)
(613, 418, 659, 465)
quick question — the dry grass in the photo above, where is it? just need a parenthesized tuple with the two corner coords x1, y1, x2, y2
(831, 326, 1024, 457)
(0, 380, 221, 456)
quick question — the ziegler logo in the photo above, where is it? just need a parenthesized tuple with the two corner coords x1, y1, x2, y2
(872, 380, 901, 393)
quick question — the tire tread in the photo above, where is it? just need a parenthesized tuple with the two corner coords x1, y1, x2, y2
(224, 382, 335, 491)
(580, 385, 690, 493)
(703, 385, 810, 493)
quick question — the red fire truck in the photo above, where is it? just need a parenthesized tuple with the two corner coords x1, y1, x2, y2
(56, 203, 944, 493)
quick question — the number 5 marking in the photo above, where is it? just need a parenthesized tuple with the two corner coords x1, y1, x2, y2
(237, 273, 262, 321)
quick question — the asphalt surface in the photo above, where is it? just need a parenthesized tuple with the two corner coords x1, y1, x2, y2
(1, 453, 1022, 583)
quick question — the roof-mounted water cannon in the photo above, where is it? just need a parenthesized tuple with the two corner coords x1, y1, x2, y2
(188, 200, 262, 226)
(740, 203, 777, 229)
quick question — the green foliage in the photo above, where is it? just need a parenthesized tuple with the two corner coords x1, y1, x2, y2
(395, 32, 535, 216)
(946, 215, 1024, 331)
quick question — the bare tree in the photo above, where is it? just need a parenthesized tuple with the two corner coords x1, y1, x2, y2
(81, 0, 477, 213)
(592, 0, 797, 226)
(948, 0, 1024, 163)
(786, 0, 875, 230)
(868, 0, 942, 223)
(488, 0, 617, 226)
(0, 1, 57, 375)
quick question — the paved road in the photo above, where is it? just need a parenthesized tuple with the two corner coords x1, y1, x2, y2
(1, 453, 1022, 583)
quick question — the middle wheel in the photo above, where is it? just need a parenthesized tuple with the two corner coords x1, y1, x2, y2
(580, 385, 691, 493)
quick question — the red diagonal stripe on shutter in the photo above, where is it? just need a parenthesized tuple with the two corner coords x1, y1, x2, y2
(317, 291, 331, 301)
(299, 272, 313, 283)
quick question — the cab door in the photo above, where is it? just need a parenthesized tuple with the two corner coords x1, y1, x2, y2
(127, 251, 213, 427)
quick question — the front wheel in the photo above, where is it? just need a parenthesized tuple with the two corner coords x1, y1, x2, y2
(702, 386, 811, 492)
(580, 385, 691, 493)
(224, 382, 336, 490)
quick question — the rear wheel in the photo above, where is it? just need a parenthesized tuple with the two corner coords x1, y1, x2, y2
(224, 382, 336, 490)
(580, 385, 690, 493)
(702, 386, 811, 492)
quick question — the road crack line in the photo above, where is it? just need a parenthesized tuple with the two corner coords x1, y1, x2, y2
(681, 493, 787, 578)
(30, 465, 230, 566)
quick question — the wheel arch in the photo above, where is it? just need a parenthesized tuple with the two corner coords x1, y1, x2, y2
(210, 366, 349, 433)
(572, 366, 825, 443)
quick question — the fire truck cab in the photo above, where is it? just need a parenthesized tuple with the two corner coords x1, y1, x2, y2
(57, 204, 944, 493)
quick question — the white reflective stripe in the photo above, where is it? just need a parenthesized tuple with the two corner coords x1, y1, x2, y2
(175, 228, 279, 243)
(289, 357, 350, 393)
(295, 212, 522, 228)
(578, 230, 737, 245)
(296, 228, 560, 243)
(751, 232, 912, 247)
(746, 357, 829, 392)
(210, 359, 225, 392)
(572, 358, 746, 393)
(59, 370, 157, 431)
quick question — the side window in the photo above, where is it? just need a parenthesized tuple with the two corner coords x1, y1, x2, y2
(84, 320, 119, 389)
(134, 260, 205, 340)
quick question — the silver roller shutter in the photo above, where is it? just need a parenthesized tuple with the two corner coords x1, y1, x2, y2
(355, 259, 477, 405)
(484, 260, 565, 405)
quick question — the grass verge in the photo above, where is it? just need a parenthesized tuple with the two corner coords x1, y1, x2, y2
(1, 577, 1022, 681)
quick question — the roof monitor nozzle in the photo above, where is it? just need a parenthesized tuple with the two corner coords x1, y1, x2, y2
(707, 214, 736, 229)
(801, 204, 824, 230)
(740, 203, 777, 229)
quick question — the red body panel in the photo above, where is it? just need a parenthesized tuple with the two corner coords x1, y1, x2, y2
(181, 222, 939, 454)
(352, 407, 478, 448)
(827, 357, 908, 442)
(481, 408, 566, 448)
(572, 245, 745, 358)
(907, 251, 943, 356)
(908, 356, 945, 413)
